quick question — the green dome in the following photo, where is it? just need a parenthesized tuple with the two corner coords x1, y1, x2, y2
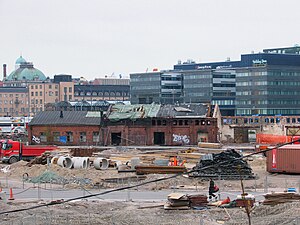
(7, 65, 47, 81)
(15, 56, 27, 65)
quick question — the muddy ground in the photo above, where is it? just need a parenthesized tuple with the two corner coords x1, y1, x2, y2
(1, 147, 300, 224)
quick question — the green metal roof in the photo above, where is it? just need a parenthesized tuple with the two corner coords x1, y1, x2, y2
(15, 56, 27, 64)
(6, 67, 47, 81)
(108, 103, 160, 122)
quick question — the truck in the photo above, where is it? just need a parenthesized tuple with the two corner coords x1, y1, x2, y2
(0, 139, 58, 164)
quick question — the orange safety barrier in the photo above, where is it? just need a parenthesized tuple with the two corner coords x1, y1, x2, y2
(256, 134, 292, 144)
(8, 188, 14, 200)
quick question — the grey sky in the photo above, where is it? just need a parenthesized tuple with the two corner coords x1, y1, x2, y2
(0, 0, 299, 80)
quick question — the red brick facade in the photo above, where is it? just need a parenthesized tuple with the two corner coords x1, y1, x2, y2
(29, 117, 218, 146)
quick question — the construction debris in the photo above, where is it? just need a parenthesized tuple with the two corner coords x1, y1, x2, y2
(135, 165, 187, 175)
(190, 149, 255, 179)
(28, 170, 93, 186)
(187, 194, 208, 208)
(198, 142, 222, 149)
(164, 193, 209, 210)
(27, 152, 52, 166)
(236, 193, 255, 208)
(164, 193, 190, 210)
(263, 192, 300, 205)
(101, 175, 147, 183)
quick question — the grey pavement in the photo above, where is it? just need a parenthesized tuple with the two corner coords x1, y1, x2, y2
(0, 187, 266, 202)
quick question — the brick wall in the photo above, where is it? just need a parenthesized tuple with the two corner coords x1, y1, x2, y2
(29, 117, 218, 146)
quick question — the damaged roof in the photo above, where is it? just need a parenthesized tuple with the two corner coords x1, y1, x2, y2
(157, 103, 209, 118)
(29, 103, 210, 126)
(108, 103, 160, 122)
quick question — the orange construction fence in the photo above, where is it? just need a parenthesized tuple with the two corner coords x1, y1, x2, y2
(256, 134, 293, 145)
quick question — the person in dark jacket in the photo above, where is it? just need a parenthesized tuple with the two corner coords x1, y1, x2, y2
(208, 178, 218, 201)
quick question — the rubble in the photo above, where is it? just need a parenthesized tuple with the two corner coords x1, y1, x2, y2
(187, 194, 208, 208)
(164, 193, 190, 210)
(190, 149, 255, 179)
(263, 192, 300, 205)
(135, 165, 187, 175)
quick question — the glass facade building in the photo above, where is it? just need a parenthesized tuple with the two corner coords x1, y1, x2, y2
(130, 47, 300, 116)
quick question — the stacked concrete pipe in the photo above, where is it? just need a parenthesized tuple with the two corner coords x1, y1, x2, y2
(72, 157, 90, 169)
(51, 156, 59, 165)
(93, 158, 109, 170)
(57, 156, 72, 168)
(111, 160, 122, 169)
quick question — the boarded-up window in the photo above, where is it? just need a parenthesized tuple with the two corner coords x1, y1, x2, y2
(80, 132, 86, 142)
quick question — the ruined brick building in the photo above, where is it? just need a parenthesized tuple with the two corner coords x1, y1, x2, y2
(28, 103, 218, 146)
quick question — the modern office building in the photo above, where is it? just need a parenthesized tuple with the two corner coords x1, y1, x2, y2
(131, 66, 236, 115)
(130, 71, 162, 104)
(130, 71, 183, 104)
(235, 53, 300, 115)
(131, 46, 300, 116)
(175, 48, 300, 116)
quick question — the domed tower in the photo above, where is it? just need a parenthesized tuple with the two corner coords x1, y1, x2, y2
(15, 56, 27, 69)
(5, 56, 47, 87)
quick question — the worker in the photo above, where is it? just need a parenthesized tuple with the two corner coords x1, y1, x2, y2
(208, 178, 219, 201)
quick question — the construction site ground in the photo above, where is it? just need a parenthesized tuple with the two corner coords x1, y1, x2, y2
(1, 144, 300, 224)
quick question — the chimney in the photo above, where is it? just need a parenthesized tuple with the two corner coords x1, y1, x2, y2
(3, 64, 7, 80)
(60, 110, 63, 118)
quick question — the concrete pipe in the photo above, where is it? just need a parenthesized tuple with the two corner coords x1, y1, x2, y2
(130, 157, 141, 169)
(73, 157, 90, 169)
(57, 156, 72, 168)
(93, 158, 109, 170)
(51, 156, 59, 165)
(84, 157, 90, 169)
(110, 160, 122, 169)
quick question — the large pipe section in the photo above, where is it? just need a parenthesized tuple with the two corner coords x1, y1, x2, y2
(51, 156, 59, 165)
(111, 160, 122, 169)
(72, 157, 89, 169)
(57, 156, 72, 168)
(93, 158, 109, 170)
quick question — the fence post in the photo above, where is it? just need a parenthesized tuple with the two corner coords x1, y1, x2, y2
(38, 182, 41, 200)
(126, 177, 131, 202)
(264, 176, 268, 193)
(218, 174, 221, 200)
(285, 178, 287, 191)
(5, 174, 8, 188)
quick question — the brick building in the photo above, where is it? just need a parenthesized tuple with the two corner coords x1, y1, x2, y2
(28, 103, 218, 146)
(0, 87, 29, 116)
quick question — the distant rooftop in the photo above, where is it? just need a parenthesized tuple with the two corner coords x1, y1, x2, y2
(263, 46, 300, 55)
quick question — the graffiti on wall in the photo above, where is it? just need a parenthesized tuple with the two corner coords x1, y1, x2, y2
(173, 134, 190, 144)
(32, 135, 41, 144)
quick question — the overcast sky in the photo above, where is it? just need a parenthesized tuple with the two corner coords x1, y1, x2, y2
(0, 0, 299, 80)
